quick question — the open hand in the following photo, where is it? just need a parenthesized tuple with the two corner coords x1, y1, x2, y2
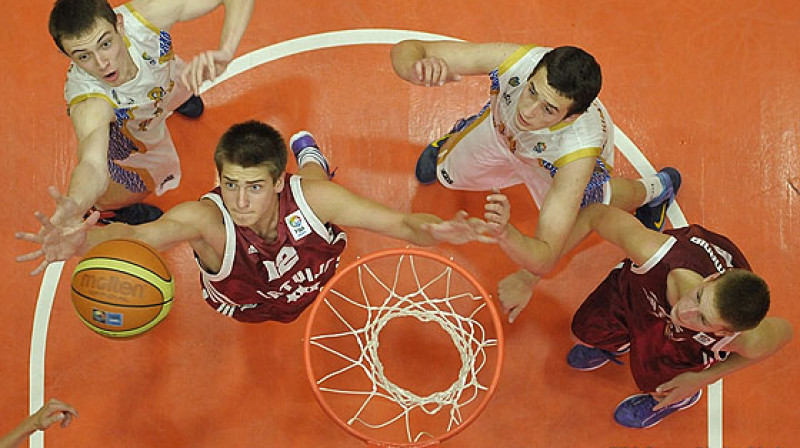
(423, 210, 492, 245)
(15, 187, 99, 275)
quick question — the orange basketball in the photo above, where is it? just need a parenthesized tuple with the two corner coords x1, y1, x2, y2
(71, 239, 174, 338)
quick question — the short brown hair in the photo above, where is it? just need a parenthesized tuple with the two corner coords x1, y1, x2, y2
(714, 268, 770, 331)
(214, 121, 288, 183)
(530, 46, 602, 116)
(49, 0, 116, 54)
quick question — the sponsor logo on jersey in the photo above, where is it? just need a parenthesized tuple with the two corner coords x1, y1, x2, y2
(509, 76, 520, 87)
(286, 210, 312, 240)
(247, 245, 258, 255)
(534, 141, 547, 153)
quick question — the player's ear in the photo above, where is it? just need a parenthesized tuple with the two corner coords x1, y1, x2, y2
(562, 112, 581, 124)
(273, 174, 285, 193)
(715, 328, 737, 337)
(115, 13, 124, 34)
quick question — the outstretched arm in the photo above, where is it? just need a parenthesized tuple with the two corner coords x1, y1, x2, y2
(391, 40, 520, 87)
(16, 189, 220, 275)
(486, 157, 595, 275)
(132, 0, 255, 94)
(50, 98, 116, 227)
(477, 162, 668, 322)
(653, 317, 793, 410)
(303, 180, 485, 246)
(0, 399, 78, 448)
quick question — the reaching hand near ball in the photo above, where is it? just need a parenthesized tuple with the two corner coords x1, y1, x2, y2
(15, 186, 99, 275)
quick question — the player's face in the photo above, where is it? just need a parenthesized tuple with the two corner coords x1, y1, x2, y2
(670, 278, 731, 334)
(219, 163, 285, 233)
(61, 16, 136, 87)
(515, 67, 577, 131)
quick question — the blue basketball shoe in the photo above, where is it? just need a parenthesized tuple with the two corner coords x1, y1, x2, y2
(614, 390, 702, 428)
(635, 167, 682, 232)
(567, 344, 630, 371)
(175, 95, 204, 118)
(415, 114, 479, 184)
(289, 131, 333, 179)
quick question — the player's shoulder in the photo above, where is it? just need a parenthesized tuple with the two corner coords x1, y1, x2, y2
(162, 198, 223, 229)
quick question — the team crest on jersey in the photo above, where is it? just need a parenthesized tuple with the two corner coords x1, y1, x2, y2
(509, 76, 520, 87)
(286, 210, 312, 240)
(534, 141, 547, 153)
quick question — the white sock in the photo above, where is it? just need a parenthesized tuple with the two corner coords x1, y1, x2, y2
(638, 174, 665, 205)
(297, 147, 330, 172)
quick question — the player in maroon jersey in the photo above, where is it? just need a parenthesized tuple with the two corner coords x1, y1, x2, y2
(472, 194, 793, 428)
(16, 121, 480, 323)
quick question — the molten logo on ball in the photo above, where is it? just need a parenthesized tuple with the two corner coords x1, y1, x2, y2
(78, 273, 145, 303)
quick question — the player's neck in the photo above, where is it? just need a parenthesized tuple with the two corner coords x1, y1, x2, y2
(250, 202, 280, 242)
(665, 268, 704, 306)
(116, 50, 139, 85)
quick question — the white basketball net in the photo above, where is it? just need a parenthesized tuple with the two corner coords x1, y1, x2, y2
(308, 253, 499, 443)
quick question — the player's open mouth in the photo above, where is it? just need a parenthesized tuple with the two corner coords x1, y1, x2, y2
(104, 71, 118, 82)
(516, 113, 531, 127)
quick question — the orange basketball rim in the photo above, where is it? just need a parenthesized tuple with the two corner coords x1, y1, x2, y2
(304, 248, 505, 447)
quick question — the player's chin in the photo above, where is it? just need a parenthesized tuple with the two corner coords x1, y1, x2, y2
(230, 214, 255, 227)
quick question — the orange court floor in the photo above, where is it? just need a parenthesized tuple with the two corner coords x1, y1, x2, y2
(1, 1, 798, 447)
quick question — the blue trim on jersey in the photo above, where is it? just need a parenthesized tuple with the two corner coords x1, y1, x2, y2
(107, 121, 147, 193)
(159, 31, 172, 58)
(541, 158, 610, 208)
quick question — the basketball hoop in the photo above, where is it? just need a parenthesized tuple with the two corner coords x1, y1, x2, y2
(304, 248, 504, 447)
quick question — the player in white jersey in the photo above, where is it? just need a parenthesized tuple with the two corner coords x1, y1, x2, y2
(391, 40, 682, 322)
(44, 0, 253, 227)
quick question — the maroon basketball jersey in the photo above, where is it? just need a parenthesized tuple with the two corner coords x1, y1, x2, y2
(195, 174, 347, 323)
(619, 225, 751, 392)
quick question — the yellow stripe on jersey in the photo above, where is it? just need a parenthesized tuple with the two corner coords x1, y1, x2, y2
(68, 93, 117, 109)
(124, 3, 161, 35)
(548, 120, 576, 132)
(552, 147, 603, 168)
(497, 45, 537, 76)
(437, 110, 491, 163)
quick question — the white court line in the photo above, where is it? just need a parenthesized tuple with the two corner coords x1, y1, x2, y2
(29, 28, 710, 447)
(29, 261, 64, 448)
